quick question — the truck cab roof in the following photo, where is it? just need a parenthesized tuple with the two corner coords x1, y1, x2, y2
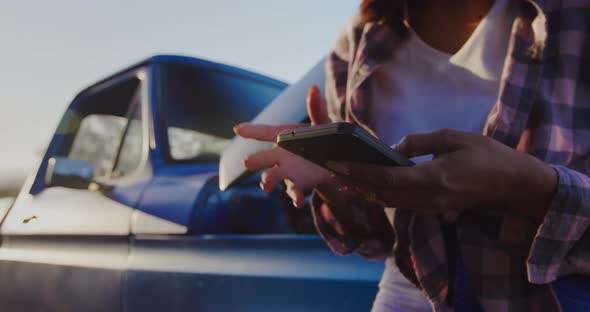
(77, 54, 287, 100)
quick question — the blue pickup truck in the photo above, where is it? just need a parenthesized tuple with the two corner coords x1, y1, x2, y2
(0, 55, 384, 311)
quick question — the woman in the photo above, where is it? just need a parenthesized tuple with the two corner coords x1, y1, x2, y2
(235, 0, 590, 310)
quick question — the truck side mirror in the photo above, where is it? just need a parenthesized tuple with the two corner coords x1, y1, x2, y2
(45, 157, 95, 190)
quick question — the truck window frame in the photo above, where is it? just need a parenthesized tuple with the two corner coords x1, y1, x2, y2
(153, 62, 286, 165)
(55, 71, 150, 184)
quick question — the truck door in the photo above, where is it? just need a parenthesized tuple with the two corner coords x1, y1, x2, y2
(125, 62, 383, 311)
(0, 71, 150, 312)
(128, 181, 384, 312)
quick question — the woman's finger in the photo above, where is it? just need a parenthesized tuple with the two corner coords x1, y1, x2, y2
(395, 129, 466, 157)
(285, 179, 306, 208)
(234, 122, 308, 142)
(244, 146, 283, 171)
(260, 166, 285, 193)
(307, 85, 331, 125)
(319, 203, 345, 235)
(353, 184, 448, 215)
(328, 174, 420, 208)
(326, 162, 430, 190)
(368, 189, 420, 209)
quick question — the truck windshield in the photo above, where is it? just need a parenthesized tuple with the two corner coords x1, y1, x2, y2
(158, 63, 286, 163)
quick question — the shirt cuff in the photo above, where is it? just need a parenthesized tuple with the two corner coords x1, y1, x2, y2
(310, 191, 360, 255)
(527, 165, 590, 284)
(310, 191, 394, 260)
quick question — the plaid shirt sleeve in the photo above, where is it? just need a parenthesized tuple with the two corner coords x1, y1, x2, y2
(528, 165, 590, 284)
(310, 193, 394, 260)
(324, 18, 352, 123)
(309, 17, 395, 260)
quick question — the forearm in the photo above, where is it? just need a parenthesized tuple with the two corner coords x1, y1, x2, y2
(501, 152, 558, 220)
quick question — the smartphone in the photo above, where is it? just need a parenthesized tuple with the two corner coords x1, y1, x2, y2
(276, 122, 414, 170)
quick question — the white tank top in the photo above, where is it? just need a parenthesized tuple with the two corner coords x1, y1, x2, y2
(368, 0, 518, 154)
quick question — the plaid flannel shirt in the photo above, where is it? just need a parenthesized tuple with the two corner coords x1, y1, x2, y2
(311, 0, 590, 310)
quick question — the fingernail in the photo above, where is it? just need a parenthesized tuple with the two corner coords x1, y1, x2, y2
(259, 181, 266, 192)
(233, 124, 242, 134)
(307, 88, 315, 103)
(309, 85, 318, 94)
(326, 161, 349, 175)
(395, 137, 406, 150)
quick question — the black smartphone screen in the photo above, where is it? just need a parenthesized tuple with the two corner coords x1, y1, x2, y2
(277, 122, 414, 169)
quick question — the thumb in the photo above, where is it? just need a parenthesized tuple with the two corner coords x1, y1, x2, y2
(395, 129, 464, 157)
(307, 85, 330, 125)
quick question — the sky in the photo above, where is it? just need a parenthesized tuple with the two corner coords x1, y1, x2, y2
(0, 0, 358, 189)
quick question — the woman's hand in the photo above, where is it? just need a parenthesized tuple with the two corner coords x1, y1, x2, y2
(327, 129, 558, 219)
(234, 86, 333, 208)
